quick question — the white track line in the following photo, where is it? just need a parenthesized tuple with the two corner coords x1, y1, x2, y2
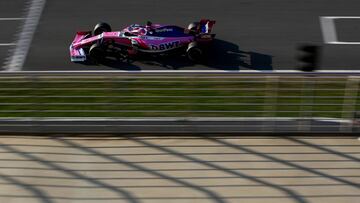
(325, 41, 360, 45)
(320, 17, 338, 44)
(320, 16, 360, 44)
(0, 18, 24, 21)
(3, 0, 46, 71)
(0, 43, 16, 46)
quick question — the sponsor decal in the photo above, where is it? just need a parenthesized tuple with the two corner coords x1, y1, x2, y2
(142, 36, 164, 40)
(150, 41, 180, 51)
(155, 28, 173, 33)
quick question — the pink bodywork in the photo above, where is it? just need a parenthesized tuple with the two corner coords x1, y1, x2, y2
(70, 31, 132, 62)
(70, 20, 215, 62)
(69, 32, 90, 61)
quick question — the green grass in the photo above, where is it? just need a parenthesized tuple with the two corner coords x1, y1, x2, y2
(0, 76, 358, 118)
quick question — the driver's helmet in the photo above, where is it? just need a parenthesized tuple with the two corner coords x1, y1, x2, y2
(128, 24, 147, 35)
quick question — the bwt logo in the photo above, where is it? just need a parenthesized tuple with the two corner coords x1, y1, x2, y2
(150, 41, 180, 50)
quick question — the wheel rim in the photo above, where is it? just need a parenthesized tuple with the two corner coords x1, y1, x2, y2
(188, 48, 202, 61)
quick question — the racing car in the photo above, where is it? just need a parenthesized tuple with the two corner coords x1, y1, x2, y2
(70, 19, 216, 63)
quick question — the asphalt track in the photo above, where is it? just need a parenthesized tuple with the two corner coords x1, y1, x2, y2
(2, 0, 360, 71)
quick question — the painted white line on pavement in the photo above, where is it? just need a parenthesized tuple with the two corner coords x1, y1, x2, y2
(320, 16, 360, 44)
(326, 42, 360, 45)
(3, 0, 46, 71)
(320, 17, 338, 44)
(0, 43, 16, 46)
(323, 16, 360, 19)
(0, 18, 24, 21)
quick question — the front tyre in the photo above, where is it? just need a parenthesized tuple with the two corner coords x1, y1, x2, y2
(89, 43, 105, 63)
(93, 22, 112, 35)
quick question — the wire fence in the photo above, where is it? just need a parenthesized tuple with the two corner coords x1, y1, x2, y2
(0, 72, 359, 133)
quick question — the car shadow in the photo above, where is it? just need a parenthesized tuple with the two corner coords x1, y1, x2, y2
(76, 57, 142, 71)
(100, 58, 142, 71)
(95, 39, 273, 71)
(205, 39, 273, 71)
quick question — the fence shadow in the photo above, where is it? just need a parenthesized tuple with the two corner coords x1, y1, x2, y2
(285, 137, 360, 163)
(55, 137, 227, 203)
(0, 173, 53, 203)
(0, 140, 140, 203)
(0, 136, 358, 203)
(207, 137, 360, 189)
(126, 136, 307, 203)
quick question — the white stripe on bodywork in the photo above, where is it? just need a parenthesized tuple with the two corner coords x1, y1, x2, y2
(79, 48, 85, 56)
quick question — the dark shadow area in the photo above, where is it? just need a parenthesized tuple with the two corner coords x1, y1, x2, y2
(0, 174, 53, 203)
(76, 53, 142, 71)
(55, 137, 227, 203)
(0, 142, 140, 203)
(126, 136, 307, 203)
(137, 54, 194, 70)
(0, 142, 358, 149)
(99, 57, 142, 71)
(0, 136, 357, 202)
(208, 137, 360, 189)
(205, 39, 273, 71)
(90, 39, 273, 71)
(285, 137, 360, 163)
(1, 174, 359, 180)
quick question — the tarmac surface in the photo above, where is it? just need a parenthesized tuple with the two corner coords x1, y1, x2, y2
(2, 0, 360, 71)
(0, 118, 357, 134)
(0, 135, 358, 203)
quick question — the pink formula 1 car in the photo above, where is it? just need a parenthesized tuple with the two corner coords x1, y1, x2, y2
(70, 19, 216, 63)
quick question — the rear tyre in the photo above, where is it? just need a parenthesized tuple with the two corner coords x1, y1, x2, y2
(187, 42, 203, 62)
(93, 22, 112, 35)
(89, 43, 105, 63)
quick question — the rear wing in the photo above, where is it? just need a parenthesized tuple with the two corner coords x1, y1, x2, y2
(195, 19, 216, 42)
(199, 19, 216, 34)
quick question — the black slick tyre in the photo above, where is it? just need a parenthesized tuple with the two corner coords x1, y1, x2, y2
(187, 42, 203, 62)
(93, 22, 112, 35)
(89, 43, 105, 62)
